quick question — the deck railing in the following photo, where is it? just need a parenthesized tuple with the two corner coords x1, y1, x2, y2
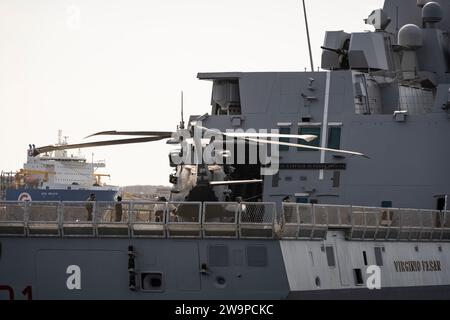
(0, 201, 449, 241)
(281, 204, 450, 241)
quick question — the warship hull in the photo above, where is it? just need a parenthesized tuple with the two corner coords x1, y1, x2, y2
(0, 201, 449, 300)
(0, 236, 449, 300)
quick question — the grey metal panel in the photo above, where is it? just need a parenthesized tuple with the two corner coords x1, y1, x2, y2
(36, 250, 127, 299)
(417, 28, 450, 77)
(0, 238, 290, 300)
(349, 33, 389, 70)
(281, 231, 450, 293)
(208, 244, 229, 267)
(171, 242, 201, 291)
(239, 75, 275, 114)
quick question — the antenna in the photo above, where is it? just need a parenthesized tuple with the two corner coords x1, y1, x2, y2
(396, 6, 399, 31)
(58, 129, 62, 145)
(302, 0, 315, 72)
(179, 90, 185, 129)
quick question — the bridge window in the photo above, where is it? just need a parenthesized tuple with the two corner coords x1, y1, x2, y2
(298, 127, 321, 151)
(279, 127, 291, 152)
(381, 201, 393, 208)
(327, 127, 341, 149)
(296, 197, 309, 204)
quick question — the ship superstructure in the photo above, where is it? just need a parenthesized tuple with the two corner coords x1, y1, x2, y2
(170, 0, 450, 211)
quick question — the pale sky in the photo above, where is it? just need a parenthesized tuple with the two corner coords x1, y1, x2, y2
(0, 0, 383, 186)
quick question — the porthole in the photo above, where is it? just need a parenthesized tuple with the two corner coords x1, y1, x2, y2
(215, 276, 227, 289)
(217, 276, 226, 285)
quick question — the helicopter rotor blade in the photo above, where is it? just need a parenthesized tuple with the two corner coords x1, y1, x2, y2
(245, 138, 368, 158)
(196, 126, 317, 142)
(85, 131, 174, 139)
(195, 125, 367, 158)
(221, 132, 317, 143)
(34, 136, 169, 156)
(209, 179, 263, 186)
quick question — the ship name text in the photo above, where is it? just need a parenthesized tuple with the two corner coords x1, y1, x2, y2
(394, 260, 442, 273)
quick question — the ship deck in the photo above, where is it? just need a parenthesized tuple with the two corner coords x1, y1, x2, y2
(0, 201, 449, 241)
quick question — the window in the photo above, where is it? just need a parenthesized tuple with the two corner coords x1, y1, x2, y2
(327, 127, 341, 149)
(332, 171, 340, 188)
(296, 197, 309, 204)
(272, 173, 279, 188)
(229, 104, 242, 115)
(363, 251, 368, 266)
(325, 246, 336, 267)
(298, 127, 321, 151)
(354, 269, 364, 286)
(381, 201, 393, 208)
(374, 247, 383, 266)
(437, 198, 446, 211)
(279, 127, 291, 152)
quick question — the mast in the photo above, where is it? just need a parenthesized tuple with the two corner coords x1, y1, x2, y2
(179, 91, 185, 130)
(302, 0, 315, 72)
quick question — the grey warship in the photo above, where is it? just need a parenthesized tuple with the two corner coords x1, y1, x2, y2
(1, 0, 450, 300)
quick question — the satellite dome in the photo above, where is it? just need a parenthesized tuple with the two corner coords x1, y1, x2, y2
(398, 24, 423, 49)
(422, 2, 443, 24)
